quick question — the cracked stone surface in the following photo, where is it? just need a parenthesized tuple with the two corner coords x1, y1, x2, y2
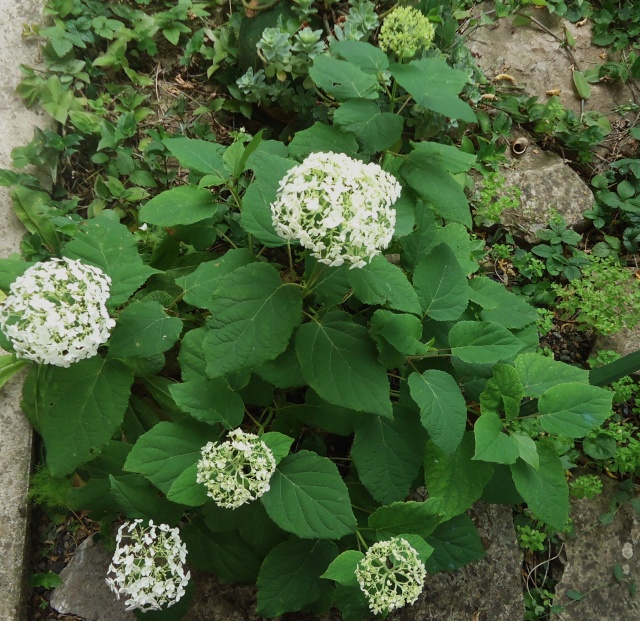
(466, 3, 636, 119)
(552, 478, 640, 620)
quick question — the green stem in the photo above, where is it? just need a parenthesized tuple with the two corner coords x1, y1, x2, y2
(589, 349, 640, 387)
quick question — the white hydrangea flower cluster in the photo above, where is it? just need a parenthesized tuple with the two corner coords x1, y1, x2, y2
(270, 152, 402, 269)
(196, 428, 276, 509)
(355, 537, 427, 615)
(105, 519, 191, 612)
(0, 257, 115, 367)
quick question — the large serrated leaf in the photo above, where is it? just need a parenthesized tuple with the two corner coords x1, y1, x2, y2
(425, 514, 485, 572)
(310, 55, 380, 100)
(408, 369, 467, 454)
(163, 137, 226, 175)
(257, 539, 338, 617)
(351, 403, 426, 504)
(124, 419, 215, 493)
(334, 100, 403, 153)
(176, 248, 254, 309)
(295, 311, 392, 418)
(33, 357, 133, 477)
(203, 262, 302, 377)
(261, 451, 357, 539)
(424, 433, 493, 519)
(511, 443, 569, 531)
(348, 255, 421, 315)
(62, 216, 158, 307)
(473, 412, 519, 465)
(413, 243, 470, 320)
(390, 58, 476, 122)
(449, 321, 523, 364)
(515, 353, 589, 398)
(169, 377, 244, 428)
(537, 383, 612, 438)
(139, 185, 220, 226)
(108, 301, 182, 359)
(368, 499, 444, 538)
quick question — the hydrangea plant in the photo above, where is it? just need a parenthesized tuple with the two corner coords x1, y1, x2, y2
(106, 519, 190, 612)
(378, 6, 436, 60)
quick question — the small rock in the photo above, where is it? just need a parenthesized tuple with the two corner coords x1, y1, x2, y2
(50, 536, 134, 621)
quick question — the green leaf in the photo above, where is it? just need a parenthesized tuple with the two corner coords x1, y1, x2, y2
(254, 342, 306, 389)
(62, 216, 158, 307)
(408, 369, 467, 454)
(0, 256, 32, 292)
(390, 58, 476, 122)
(330, 40, 389, 74)
(11, 186, 61, 252)
(473, 412, 519, 465)
(182, 518, 261, 583)
(240, 178, 288, 247)
(139, 186, 220, 226)
(163, 137, 226, 176)
(424, 433, 493, 519)
(537, 383, 612, 438)
(368, 499, 445, 539)
(348, 255, 421, 315)
(176, 249, 254, 310)
(257, 539, 338, 617)
(351, 403, 426, 504)
(572, 70, 591, 99)
(334, 100, 403, 153)
(0, 355, 29, 390)
(511, 433, 539, 470)
(169, 377, 244, 428)
(166, 463, 209, 507)
(398, 202, 438, 270)
(109, 474, 184, 524)
(413, 243, 470, 320)
(480, 363, 523, 420)
(407, 141, 476, 174)
(304, 257, 350, 306)
(178, 327, 207, 381)
(400, 161, 471, 228)
(261, 432, 294, 464)
(124, 419, 214, 494)
(288, 123, 359, 160)
(295, 311, 392, 418)
(449, 321, 523, 364)
(310, 55, 379, 100)
(425, 514, 485, 572)
(471, 278, 538, 329)
(370, 310, 431, 357)
(321, 550, 364, 586)
(515, 353, 589, 398)
(108, 301, 182, 359)
(511, 442, 569, 531)
(204, 262, 302, 377)
(37, 357, 133, 476)
(261, 451, 357, 539)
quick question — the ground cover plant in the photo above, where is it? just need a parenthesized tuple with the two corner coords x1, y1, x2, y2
(2, 0, 640, 619)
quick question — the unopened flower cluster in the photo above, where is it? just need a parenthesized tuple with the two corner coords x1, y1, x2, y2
(196, 428, 276, 509)
(0, 257, 115, 367)
(106, 519, 190, 612)
(271, 152, 401, 269)
(355, 537, 426, 615)
(379, 6, 435, 60)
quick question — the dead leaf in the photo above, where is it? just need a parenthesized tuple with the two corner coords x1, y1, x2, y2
(494, 73, 516, 83)
(546, 88, 562, 96)
(576, 18, 588, 27)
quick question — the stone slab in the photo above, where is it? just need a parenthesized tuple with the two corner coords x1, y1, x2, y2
(0, 1, 47, 620)
(50, 536, 135, 621)
(467, 3, 636, 119)
(553, 478, 640, 620)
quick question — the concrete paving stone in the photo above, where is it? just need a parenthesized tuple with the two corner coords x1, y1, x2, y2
(0, 0, 47, 620)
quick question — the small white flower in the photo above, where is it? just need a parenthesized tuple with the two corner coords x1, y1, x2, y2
(196, 428, 276, 509)
(0, 257, 115, 367)
(106, 519, 191, 612)
(355, 537, 426, 615)
(270, 152, 401, 269)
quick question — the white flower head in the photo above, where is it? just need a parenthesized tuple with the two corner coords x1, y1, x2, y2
(270, 152, 401, 269)
(106, 519, 191, 612)
(355, 537, 426, 615)
(0, 257, 115, 367)
(196, 428, 276, 509)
